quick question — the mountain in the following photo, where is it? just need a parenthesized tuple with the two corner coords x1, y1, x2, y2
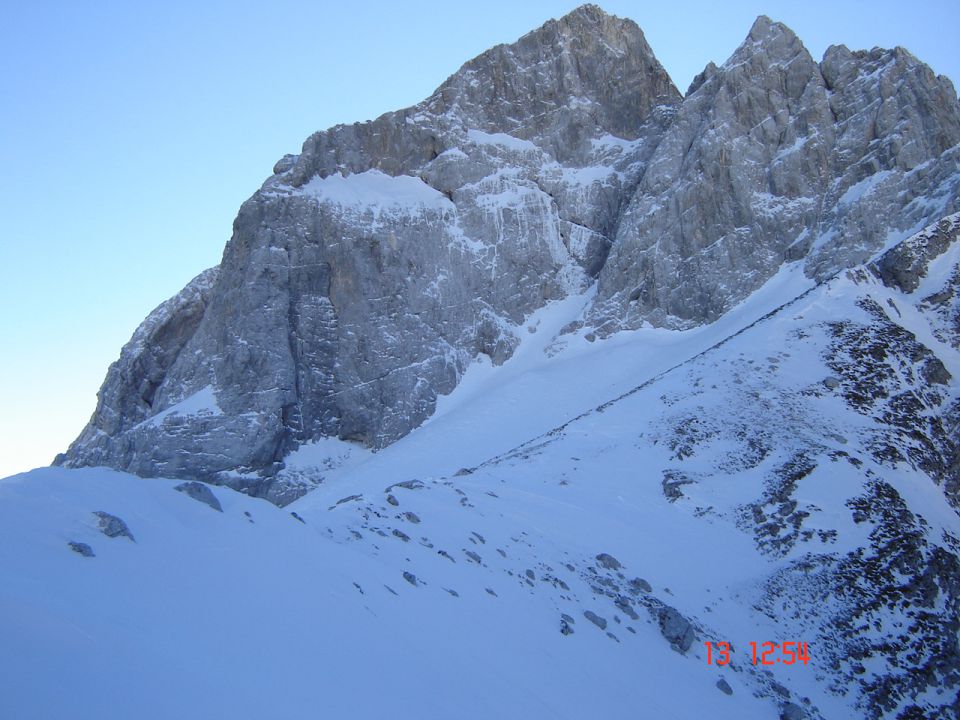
(54, 6, 960, 504)
(5, 5, 956, 717)
(5, 211, 960, 718)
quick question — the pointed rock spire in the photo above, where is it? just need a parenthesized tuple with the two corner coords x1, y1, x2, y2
(727, 15, 810, 69)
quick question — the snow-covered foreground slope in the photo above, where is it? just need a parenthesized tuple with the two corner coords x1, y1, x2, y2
(1, 466, 776, 720)
(4, 219, 960, 719)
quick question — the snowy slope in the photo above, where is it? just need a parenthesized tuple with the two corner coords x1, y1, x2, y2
(3, 218, 960, 719)
(0, 468, 773, 720)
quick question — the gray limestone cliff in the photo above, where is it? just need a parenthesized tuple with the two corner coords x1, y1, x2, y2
(57, 6, 960, 503)
(590, 16, 960, 331)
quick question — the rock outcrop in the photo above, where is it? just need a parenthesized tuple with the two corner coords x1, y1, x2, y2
(93, 511, 135, 542)
(57, 5, 960, 502)
(174, 481, 223, 512)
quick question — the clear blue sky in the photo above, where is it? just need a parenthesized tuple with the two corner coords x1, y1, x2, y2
(1, 0, 958, 478)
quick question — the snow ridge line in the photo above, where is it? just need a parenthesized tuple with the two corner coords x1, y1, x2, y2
(463, 273, 839, 474)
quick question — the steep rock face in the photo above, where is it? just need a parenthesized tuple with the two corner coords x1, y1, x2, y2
(805, 43, 960, 278)
(591, 17, 960, 331)
(870, 213, 960, 293)
(59, 6, 960, 502)
(58, 5, 681, 501)
(420, 4, 679, 162)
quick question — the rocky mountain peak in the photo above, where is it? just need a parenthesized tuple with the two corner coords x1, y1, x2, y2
(728, 14, 811, 71)
(591, 12, 959, 332)
(36, 10, 960, 719)
(818, 42, 960, 165)
(423, 3, 680, 153)
(282, 3, 680, 188)
(745, 14, 795, 43)
(59, 7, 960, 509)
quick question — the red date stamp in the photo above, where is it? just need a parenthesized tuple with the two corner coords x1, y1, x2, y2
(704, 641, 810, 666)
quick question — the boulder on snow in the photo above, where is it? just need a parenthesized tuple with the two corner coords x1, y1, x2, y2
(174, 481, 223, 512)
(658, 606, 695, 653)
(93, 511, 135, 542)
(615, 595, 640, 620)
(595, 552, 622, 570)
(583, 610, 608, 630)
(780, 702, 805, 720)
(68, 541, 95, 557)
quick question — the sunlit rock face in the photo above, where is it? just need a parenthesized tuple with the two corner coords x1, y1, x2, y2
(591, 16, 960, 332)
(58, 6, 960, 503)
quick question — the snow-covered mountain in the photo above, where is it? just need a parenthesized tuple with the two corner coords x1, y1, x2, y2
(5, 212, 959, 718)
(53, 6, 960, 502)
(3, 5, 959, 719)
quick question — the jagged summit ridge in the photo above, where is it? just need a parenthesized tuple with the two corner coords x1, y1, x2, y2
(590, 12, 960, 331)
(283, 4, 679, 189)
(58, 6, 960, 503)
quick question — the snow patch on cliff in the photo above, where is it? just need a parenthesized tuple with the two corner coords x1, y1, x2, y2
(301, 169, 454, 213)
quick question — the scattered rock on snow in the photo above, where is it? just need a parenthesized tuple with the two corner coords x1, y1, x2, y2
(661, 470, 696, 501)
(615, 596, 640, 620)
(595, 553, 621, 570)
(780, 702, 805, 720)
(658, 606, 695, 653)
(68, 541, 95, 557)
(93, 511, 135, 541)
(583, 610, 608, 630)
(174, 481, 223, 512)
(922, 357, 952, 385)
(392, 529, 411, 542)
(386, 480, 424, 492)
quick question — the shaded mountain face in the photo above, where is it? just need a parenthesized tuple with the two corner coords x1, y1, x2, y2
(57, 5, 960, 503)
